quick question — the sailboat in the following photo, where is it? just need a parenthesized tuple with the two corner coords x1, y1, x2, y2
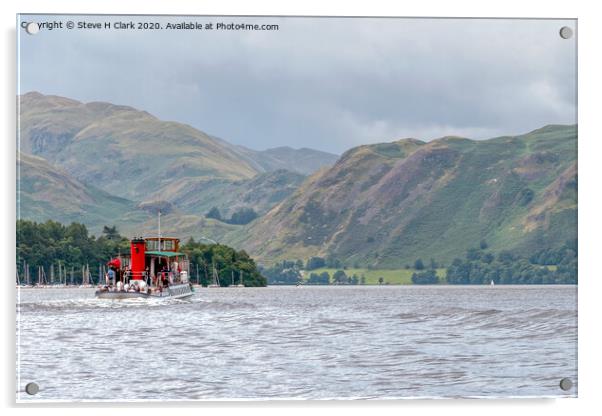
(18, 261, 33, 287)
(37, 265, 47, 287)
(235, 270, 244, 287)
(208, 263, 220, 288)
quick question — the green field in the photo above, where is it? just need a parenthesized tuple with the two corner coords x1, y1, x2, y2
(306, 268, 447, 285)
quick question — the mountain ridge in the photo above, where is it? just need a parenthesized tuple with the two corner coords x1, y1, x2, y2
(226, 124, 577, 267)
(18, 92, 577, 268)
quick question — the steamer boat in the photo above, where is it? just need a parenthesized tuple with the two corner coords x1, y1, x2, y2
(95, 235, 193, 300)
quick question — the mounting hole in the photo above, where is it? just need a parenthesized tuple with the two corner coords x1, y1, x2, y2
(559, 377, 573, 391)
(559, 26, 573, 39)
(25, 382, 39, 395)
(25, 22, 40, 35)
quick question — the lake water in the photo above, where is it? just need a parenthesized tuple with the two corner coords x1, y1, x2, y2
(16, 285, 577, 401)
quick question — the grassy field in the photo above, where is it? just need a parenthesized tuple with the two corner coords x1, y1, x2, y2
(306, 268, 447, 285)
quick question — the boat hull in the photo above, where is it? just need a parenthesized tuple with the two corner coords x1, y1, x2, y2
(95, 283, 193, 300)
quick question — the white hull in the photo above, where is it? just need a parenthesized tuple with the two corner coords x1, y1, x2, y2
(95, 283, 193, 300)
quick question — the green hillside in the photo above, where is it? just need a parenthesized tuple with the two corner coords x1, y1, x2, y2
(306, 268, 447, 285)
(19, 92, 262, 201)
(229, 125, 577, 267)
(17, 151, 240, 241)
(17, 93, 577, 270)
(144, 169, 306, 218)
(18, 92, 332, 232)
(17, 152, 146, 231)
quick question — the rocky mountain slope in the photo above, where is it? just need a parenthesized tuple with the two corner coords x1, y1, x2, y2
(228, 125, 577, 267)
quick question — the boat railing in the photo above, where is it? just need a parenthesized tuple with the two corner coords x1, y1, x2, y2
(126, 271, 148, 280)
(106, 270, 187, 286)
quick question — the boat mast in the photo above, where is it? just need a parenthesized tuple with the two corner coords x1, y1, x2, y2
(212, 262, 220, 286)
(158, 210, 162, 251)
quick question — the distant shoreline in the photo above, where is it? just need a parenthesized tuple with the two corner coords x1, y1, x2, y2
(16, 283, 577, 290)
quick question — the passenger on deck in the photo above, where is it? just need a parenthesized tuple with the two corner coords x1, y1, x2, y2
(161, 266, 169, 287)
(108, 268, 115, 286)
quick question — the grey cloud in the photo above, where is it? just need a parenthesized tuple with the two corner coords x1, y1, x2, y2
(19, 16, 576, 153)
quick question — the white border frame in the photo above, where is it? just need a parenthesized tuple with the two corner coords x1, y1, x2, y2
(3, 1, 600, 415)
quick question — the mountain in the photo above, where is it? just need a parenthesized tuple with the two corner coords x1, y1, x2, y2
(18, 92, 337, 222)
(17, 92, 330, 240)
(17, 151, 238, 240)
(17, 152, 144, 230)
(228, 125, 577, 267)
(149, 169, 306, 218)
(18, 93, 577, 269)
(235, 146, 339, 176)
(19, 92, 263, 201)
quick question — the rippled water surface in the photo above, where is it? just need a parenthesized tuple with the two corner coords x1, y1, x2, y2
(16, 285, 577, 401)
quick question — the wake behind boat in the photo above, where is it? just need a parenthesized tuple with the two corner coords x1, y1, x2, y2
(95, 235, 193, 300)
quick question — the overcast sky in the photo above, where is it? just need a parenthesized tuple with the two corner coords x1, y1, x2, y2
(18, 16, 576, 154)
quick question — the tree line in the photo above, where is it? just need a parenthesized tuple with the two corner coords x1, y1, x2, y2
(181, 238, 266, 287)
(17, 220, 130, 283)
(263, 239, 577, 285)
(16, 220, 267, 286)
(411, 240, 577, 285)
(260, 260, 365, 285)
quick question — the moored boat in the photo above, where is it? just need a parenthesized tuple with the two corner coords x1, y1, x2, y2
(207, 263, 220, 288)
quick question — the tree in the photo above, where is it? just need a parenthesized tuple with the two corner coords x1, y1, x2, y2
(429, 258, 438, 269)
(259, 259, 300, 285)
(414, 258, 425, 270)
(412, 269, 439, 284)
(497, 250, 516, 263)
(466, 248, 482, 261)
(332, 269, 347, 284)
(483, 252, 495, 264)
(378, 277, 384, 285)
(306, 256, 326, 270)
(228, 207, 258, 225)
(206, 207, 222, 221)
(325, 256, 342, 268)
(480, 239, 489, 250)
(102, 225, 119, 240)
(307, 273, 319, 284)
